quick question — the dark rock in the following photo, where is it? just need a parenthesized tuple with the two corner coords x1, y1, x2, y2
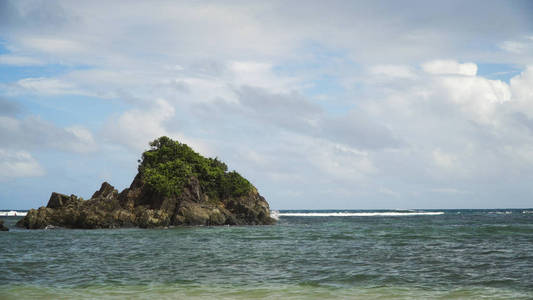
(175, 201, 212, 225)
(91, 182, 118, 200)
(17, 174, 274, 229)
(16, 207, 53, 229)
(0, 219, 8, 231)
(136, 209, 171, 228)
(47, 193, 79, 209)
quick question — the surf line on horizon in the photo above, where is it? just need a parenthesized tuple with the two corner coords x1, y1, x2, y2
(0, 211, 28, 217)
(276, 211, 445, 217)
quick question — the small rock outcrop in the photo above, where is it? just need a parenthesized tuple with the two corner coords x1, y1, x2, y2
(17, 137, 275, 229)
(0, 219, 8, 231)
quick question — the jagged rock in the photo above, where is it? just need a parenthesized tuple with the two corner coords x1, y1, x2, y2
(47, 193, 79, 209)
(0, 219, 8, 231)
(91, 182, 118, 200)
(17, 137, 275, 229)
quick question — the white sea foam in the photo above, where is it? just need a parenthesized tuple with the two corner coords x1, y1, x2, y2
(278, 211, 444, 217)
(0, 210, 27, 217)
(270, 210, 280, 220)
(523, 210, 533, 214)
(488, 211, 512, 215)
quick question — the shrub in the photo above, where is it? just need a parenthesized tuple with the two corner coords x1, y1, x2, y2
(138, 136, 253, 199)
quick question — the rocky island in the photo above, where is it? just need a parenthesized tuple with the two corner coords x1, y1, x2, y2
(17, 137, 275, 229)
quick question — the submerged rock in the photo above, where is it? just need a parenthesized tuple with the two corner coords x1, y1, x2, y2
(0, 219, 8, 231)
(17, 137, 275, 229)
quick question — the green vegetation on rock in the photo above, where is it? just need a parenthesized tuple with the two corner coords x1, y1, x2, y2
(139, 136, 253, 199)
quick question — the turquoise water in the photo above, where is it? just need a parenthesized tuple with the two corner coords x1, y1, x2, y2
(1, 209, 533, 299)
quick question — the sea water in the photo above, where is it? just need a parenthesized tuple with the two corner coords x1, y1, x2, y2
(1, 209, 532, 299)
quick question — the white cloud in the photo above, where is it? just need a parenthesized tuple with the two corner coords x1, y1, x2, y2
(500, 40, 527, 54)
(510, 66, 533, 112)
(432, 149, 457, 170)
(65, 126, 98, 153)
(21, 37, 84, 54)
(422, 60, 477, 76)
(437, 75, 511, 124)
(0, 115, 97, 153)
(499, 36, 533, 56)
(279, 135, 378, 182)
(0, 54, 44, 66)
(430, 188, 469, 195)
(104, 99, 175, 151)
(229, 61, 298, 92)
(360, 62, 533, 186)
(14, 77, 83, 95)
(103, 98, 211, 155)
(0, 149, 45, 180)
(369, 65, 416, 79)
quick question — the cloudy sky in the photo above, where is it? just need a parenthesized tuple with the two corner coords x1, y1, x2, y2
(1, 0, 533, 209)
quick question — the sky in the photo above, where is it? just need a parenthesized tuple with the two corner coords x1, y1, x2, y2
(1, 0, 533, 210)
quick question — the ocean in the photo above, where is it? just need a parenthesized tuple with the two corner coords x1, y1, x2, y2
(1, 209, 532, 299)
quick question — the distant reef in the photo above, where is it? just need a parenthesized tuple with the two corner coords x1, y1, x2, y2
(17, 137, 275, 229)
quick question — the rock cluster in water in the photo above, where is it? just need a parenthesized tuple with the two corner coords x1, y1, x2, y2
(17, 137, 275, 229)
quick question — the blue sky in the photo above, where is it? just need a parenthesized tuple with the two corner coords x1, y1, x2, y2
(1, 0, 533, 209)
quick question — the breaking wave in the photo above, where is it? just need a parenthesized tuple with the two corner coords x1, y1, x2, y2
(488, 211, 513, 215)
(277, 211, 445, 217)
(0, 210, 27, 217)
